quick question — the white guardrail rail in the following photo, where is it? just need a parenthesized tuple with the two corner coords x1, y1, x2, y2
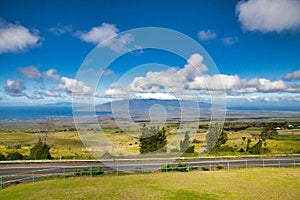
(0, 154, 300, 164)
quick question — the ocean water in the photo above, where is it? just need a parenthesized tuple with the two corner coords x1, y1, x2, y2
(0, 106, 111, 120)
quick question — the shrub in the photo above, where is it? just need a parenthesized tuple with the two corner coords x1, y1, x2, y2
(74, 169, 83, 176)
(75, 167, 104, 176)
(175, 162, 187, 172)
(29, 139, 52, 160)
(75, 168, 89, 176)
(0, 152, 6, 161)
(140, 126, 167, 154)
(192, 139, 201, 144)
(216, 164, 224, 170)
(134, 167, 143, 174)
(202, 166, 210, 171)
(6, 151, 23, 160)
(161, 164, 172, 172)
(81, 168, 90, 175)
(218, 145, 235, 152)
(185, 145, 195, 153)
(92, 167, 104, 175)
(249, 140, 263, 154)
(68, 127, 77, 131)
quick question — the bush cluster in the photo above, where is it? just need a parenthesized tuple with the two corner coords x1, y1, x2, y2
(75, 167, 104, 176)
(161, 162, 188, 172)
(0, 139, 52, 161)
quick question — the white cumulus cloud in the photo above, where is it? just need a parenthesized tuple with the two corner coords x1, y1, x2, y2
(129, 53, 208, 93)
(77, 23, 133, 53)
(187, 75, 300, 93)
(197, 29, 217, 40)
(130, 68, 184, 93)
(48, 24, 73, 35)
(135, 92, 177, 100)
(187, 74, 245, 91)
(283, 70, 300, 81)
(104, 88, 128, 98)
(44, 68, 60, 80)
(247, 78, 287, 92)
(18, 66, 42, 81)
(44, 90, 60, 97)
(222, 37, 238, 45)
(57, 77, 92, 95)
(236, 0, 300, 32)
(102, 83, 130, 98)
(0, 19, 41, 53)
(179, 53, 208, 82)
(5, 79, 25, 97)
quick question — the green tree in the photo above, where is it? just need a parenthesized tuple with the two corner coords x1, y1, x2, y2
(139, 126, 167, 154)
(214, 130, 228, 148)
(180, 132, 190, 152)
(249, 139, 263, 154)
(0, 152, 6, 161)
(180, 132, 195, 153)
(246, 138, 252, 152)
(207, 127, 228, 154)
(246, 125, 274, 155)
(29, 139, 52, 159)
(6, 151, 23, 160)
(205, 123, 223, 152)
(261, 123, 278, 140)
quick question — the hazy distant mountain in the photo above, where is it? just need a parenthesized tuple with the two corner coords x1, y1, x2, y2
(95, 99, 210, 114)
(45, 102, 86, 107)
(45, 102, 73, 106)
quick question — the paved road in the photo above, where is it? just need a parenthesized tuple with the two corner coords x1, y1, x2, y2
(1, 158, 299, 187)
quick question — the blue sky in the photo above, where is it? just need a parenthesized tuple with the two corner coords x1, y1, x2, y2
(0, 0, 300, 106)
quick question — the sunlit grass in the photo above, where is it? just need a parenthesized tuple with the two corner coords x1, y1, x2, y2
(0, 168, 299, 200)
(0, 127, 299, 159)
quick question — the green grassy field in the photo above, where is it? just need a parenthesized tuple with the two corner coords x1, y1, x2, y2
(0, 131, 92, 159)
(1, 120, 300, 159)
(0, 168, 299, 200)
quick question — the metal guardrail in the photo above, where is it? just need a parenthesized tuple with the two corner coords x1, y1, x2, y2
(0, 154, 300, 164)
(0, 158, 299, 190)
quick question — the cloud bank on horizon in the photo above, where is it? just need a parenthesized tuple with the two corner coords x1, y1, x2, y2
(0, 0, 299, 105)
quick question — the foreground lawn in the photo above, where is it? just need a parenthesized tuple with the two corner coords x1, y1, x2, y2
(0, 168, 299, 200)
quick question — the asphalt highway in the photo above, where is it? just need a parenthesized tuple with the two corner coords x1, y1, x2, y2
(1, 157, 299, 186)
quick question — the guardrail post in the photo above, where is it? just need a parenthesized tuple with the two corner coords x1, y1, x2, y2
(0, 176, 2, 190)
(294, 159, 296, 167)
(142, 165, 144, 174)
(246, 160, 248, 169)
(278, 160, 280, 168)
(187, 163, 190, 172)
(262, 159, 264, 168)
(165, 163, 168, 172)
(32, 170, 35, 183)
(116, 165, 119, 176)
(63, 167, 66, 179)
(227, 161, 230, 171)
(90, 166, 93, 177)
